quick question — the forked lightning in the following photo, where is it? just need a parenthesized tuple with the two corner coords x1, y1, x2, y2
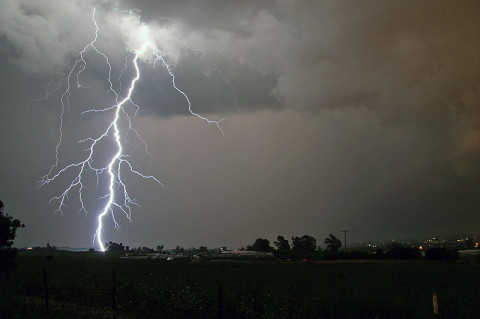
(38, 7, 226, 251)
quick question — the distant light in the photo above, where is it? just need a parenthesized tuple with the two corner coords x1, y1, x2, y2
(27, 247, 32, 250)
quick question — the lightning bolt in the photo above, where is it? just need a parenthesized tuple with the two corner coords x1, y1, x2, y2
(37, 7, 228, 251)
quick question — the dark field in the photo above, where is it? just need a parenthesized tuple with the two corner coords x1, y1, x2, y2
(1, 252, 479, 318)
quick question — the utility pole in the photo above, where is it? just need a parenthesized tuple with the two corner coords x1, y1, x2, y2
(341, 230, 349, 253)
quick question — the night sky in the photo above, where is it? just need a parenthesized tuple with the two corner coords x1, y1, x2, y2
(0, 0, 478, 250)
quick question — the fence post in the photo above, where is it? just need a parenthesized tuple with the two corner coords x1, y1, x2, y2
(112, 269, 117, 319)
(432, 293, 439, 316)
(43, 268, 49, 315)
(217, 283, 224, 319)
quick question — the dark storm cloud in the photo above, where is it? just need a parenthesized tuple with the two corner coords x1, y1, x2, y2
(117, 0, 479, 176)
(0, 0, 478, 249)
(121, 1, 479, 108)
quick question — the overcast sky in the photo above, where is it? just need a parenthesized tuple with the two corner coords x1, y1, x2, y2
(0, 0, 478, 250)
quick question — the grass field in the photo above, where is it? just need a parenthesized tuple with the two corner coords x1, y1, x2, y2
(1, 251, 479, 318)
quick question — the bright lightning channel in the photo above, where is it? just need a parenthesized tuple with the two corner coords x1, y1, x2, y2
(38, 8, 226, 251)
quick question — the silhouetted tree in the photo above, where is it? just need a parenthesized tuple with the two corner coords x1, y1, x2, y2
(174, 246, 185, 253)
(142, 246, 154, 253)
(291, 235, 317, 255)
(288, 235, 321, 260)
(251, 238, 273, 252)
(156, 245, 164, 252)
(0, 199, 25, 273)
(324, 234, 342, 253)
(273, 235, 291, 259)
(274, 236, 290, 252)
(105, 241, 124, 251)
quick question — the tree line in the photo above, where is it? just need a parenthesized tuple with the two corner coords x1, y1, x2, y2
(247, 234, 460, 261)
(247, 234, 343, 260)
(101, 234, 461, 261)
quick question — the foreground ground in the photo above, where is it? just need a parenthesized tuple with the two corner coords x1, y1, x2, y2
(1, 251, 479, 318)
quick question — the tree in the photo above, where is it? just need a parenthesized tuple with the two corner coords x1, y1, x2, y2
(174, 246, 185, 253)
(274, 236, 290, 252)
(0, 199, 25, 272)
(290, 235, 318, 259)
(251, 238, 273, 252)
(105, 241, 124, 252)
(291, 235, 317, 255)
(274, 235, 291, 259)
(156, 245, 164, 252)
(324, 234, 342, 252)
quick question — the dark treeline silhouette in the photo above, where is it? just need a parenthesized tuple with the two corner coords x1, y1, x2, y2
(105, 242, 211, 255)
(105, 241, 126, 251)
(247, 234, 338, 260)
(105, 232, 462, 261)
(247, 234, 461, 261)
